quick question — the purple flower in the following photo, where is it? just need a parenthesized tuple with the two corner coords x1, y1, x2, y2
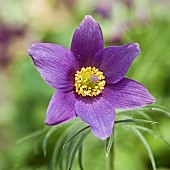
(93, 0, 113, 19)
(28, 15, 155, 140)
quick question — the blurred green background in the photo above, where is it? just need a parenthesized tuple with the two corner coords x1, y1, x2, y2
(0, 0, 170, 170)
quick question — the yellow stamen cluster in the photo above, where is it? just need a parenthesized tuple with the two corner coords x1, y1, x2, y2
(75, 67, 106, 97)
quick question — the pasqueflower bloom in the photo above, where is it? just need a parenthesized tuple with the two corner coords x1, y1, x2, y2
(28, 15, 155, 140)
(93, 0, 112, 19)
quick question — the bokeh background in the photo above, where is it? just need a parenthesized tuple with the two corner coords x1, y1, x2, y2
(0, 0, 170, 170)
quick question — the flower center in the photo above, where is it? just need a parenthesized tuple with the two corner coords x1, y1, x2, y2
(74, 67, 106, 97)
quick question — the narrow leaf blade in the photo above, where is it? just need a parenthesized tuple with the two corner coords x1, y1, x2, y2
(106, 134, 114, 158)
(69, 129, 90, 170)
(131, 127, 157, 170)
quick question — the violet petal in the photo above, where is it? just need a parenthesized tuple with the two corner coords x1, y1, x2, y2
(102, 78, 155, 109)
(75, 96, 115, 140)
(45, 90, 77, 125)
(71, 15, 104, 68)
(28, 43, 79, 92)
(92, 43, 140, 84)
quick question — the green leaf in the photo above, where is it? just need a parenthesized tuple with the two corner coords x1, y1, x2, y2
(115, 119, 158, 125)
(64, 126, 90, 170)
(65, 141, 75, 170)
(50, 122, 86, 170)
(136, 110, 153, 120)
(78, 145, 84, 170)
(117, 106, 170, 118)
(69, 129, 90, 170)
(106, 134, 114, 158)
(117, 109, 153, 120)
(130, 126, 157, 170)
(63, 125, 90, 148)
(132, 125, 170, 150)
(151, 107, 170, 118)
(42, 126, 58, 157)
(16, 129, 44, 144)
(132, 125, 157, 134)
(50, 123, 80, 170)
(62, 124, 89, 170)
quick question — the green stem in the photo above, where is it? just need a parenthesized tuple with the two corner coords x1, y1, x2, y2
(109, 140, 114, 170)
(106, 133, 114, 170)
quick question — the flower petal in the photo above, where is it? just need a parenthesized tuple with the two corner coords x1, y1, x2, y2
(45, 91, 77, 125)
(102, 78, 155, 109)
(92, 43, 140, 84)
(75, 96, 115, 140)
(71, 15, 104, 68)
(28, 43, 79, 92)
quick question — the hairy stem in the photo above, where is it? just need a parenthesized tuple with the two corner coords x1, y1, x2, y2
(109, 140, 114, 170)
(107, 133, 114, 170)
